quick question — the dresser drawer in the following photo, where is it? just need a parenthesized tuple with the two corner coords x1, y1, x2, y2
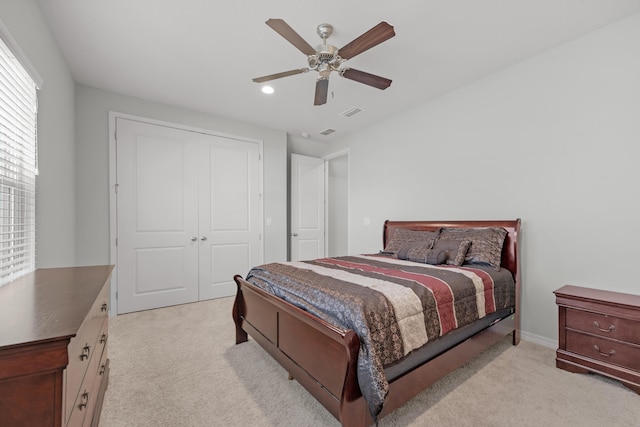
(65, 283, 109, 424)
(566, 308, 640, 344)
(66, 328, 98, 422)
(68, 319, 107, 427)
(89, 349, 109, 427)
(92, 321, 108, 379)
(566, 330, 640, 372)
(66, 394, 88, 427)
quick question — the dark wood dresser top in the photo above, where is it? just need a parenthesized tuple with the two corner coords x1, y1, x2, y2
(554, 284, 640, 310)
(0, 265, 114, 349)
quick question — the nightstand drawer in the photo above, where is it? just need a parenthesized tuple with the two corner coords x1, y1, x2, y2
(566, 308, 640, 345)
(566, 330, 640, 372)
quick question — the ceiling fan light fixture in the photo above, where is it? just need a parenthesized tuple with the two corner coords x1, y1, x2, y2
(318, 63, 332, 78)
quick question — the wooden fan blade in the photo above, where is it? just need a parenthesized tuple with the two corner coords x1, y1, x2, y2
(339, 21, 395, 60)
(266, 18, 316, 56)
(314, 78, 329, 106)
(252, 69, 307, 83)
(341, 68, 392, 90)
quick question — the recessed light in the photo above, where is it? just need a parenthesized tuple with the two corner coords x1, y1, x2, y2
(261, 86, 274, 94)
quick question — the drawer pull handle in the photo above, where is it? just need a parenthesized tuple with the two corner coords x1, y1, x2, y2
(99, 364, 106, 375)
(593, 321, 615, 333)
(80, 345, 90, 361)
(593, 345, 616, 357)
(100, 333, 107, 344)
(101, 303, 108, 312)
(78, 391, 89, 410)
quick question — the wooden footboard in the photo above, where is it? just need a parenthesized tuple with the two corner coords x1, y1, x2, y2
(232, 275, 368, 425)
(233, 219, 521, 427)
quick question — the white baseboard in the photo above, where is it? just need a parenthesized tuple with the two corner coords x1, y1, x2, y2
(521, 330, 556, 349)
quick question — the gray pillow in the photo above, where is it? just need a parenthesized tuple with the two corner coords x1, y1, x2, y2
(397, 239, 469, 266)
(430, 239, 471, 266)
(438, 227, 508, 270)
(397, 242, 440, 264)
(384, 228, 441, 254)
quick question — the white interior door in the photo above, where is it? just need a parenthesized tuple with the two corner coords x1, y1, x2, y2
(290, 154, 325, 261)
(198, 137, 262, 300)
(116, 118, 200, 314)
(115, 117, 262, 313)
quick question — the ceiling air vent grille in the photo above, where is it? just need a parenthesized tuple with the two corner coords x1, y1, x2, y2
(320, 128, 336, 136)
(341, 107, 363, 118)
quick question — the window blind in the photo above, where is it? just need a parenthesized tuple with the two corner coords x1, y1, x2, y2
(0, 36, 37, 286)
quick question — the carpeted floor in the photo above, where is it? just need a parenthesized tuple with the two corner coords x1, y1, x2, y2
(99, 297, 639, 427)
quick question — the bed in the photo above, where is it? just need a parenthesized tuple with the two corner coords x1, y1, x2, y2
(232, 219, 521, 427)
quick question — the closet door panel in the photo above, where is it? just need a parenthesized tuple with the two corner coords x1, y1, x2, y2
(198, 137, 262, 300)
(211, 146, 250, 230)
(116, 118, 199, 314)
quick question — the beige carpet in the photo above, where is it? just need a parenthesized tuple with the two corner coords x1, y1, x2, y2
(99, 297, 639, 427)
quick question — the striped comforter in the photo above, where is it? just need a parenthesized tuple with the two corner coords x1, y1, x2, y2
(245, 254, 515, 419)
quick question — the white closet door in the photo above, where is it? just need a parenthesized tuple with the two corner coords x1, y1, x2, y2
(198, 136, 262, 300)
(116, 117, 263, 313)
(116, 118, 200, 314)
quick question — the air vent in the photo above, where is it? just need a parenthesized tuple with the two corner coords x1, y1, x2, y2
(341, 107, 363, 118)
(320, 128, 336, 136)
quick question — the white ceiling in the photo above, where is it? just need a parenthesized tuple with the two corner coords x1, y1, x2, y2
(37, 0, 640, 142)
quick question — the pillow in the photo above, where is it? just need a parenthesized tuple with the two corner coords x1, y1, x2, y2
(438, 227, 508, 270)
(397, 239, 469, 266)
(384, 228, 441, 254)
(397, 242, 440, 264)
(432, 238, 471, 266)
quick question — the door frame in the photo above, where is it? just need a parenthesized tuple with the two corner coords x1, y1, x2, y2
(108, 111, 264, 315)
(324, 149, 350, 257)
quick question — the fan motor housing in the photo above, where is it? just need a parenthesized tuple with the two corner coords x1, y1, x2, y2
(316, 44, 338, 61)
(308, 44, 341, 70)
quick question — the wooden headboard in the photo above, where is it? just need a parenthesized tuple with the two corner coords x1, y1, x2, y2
(383, 219, 521, 277)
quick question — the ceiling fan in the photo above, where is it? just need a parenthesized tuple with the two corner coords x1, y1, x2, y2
(253, 19, 395, 106)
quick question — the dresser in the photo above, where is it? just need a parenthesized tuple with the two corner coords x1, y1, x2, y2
(554, 285, 640, 394)
(0, 265, 114, 426)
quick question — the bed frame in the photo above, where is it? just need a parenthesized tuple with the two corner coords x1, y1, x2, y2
(232, 219, 521, 427)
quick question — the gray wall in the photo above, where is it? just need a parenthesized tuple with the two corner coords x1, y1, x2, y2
(326, 12, 640, 344)
(0, 0, 76, 267)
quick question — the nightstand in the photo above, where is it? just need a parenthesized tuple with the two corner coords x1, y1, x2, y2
(554, 285, 640, 394)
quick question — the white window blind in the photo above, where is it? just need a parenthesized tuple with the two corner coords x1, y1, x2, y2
(0, 35, 38, 286)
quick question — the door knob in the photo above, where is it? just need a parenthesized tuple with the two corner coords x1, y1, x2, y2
(191, 236, 197, 241)
(200, 236, 207, 241)
(291, 233, 298, 236)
